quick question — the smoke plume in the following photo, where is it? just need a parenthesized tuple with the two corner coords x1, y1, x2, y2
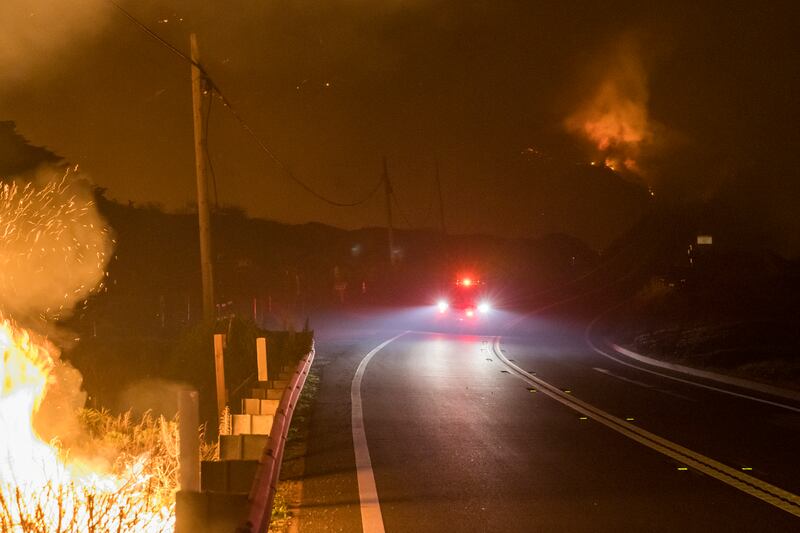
(565, 37, 654, 180)
(0, 0, 107, 83)
(0, 166, 113, 448)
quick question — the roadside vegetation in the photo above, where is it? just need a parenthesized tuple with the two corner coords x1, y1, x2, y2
(604, 228, 800, 390)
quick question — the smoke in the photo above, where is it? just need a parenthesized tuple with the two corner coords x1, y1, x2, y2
(33, 346, 89, 447)
(0, 0, 107, 84)
(565, 37, 655, 181)
(0, 2, 125, 465)
(0, 166, 113, 452)
(0, 166, 113, 320)
(119, 379, 192, 419)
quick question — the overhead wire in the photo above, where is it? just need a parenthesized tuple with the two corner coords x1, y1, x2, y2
(387, 164, 439, 231)
(109, 0, 383, 208)
(391, 190, 416, 230)
(108, 0, 200, 70)
(208, 85, 383, 207)
(415, 166, 437, 228)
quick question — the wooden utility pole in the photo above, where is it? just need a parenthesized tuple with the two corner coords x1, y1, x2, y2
(383, 156, 396, 266)
(190, 33, 215, 324)
(434, 155, 446, 235)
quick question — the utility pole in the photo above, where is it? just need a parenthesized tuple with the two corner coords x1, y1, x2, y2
(190, 33, 215, 324)
(434, 155, 446, 235)
(383, 156, 396, 266)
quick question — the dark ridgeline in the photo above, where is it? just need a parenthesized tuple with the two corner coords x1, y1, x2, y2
(0, 121, 63, 176)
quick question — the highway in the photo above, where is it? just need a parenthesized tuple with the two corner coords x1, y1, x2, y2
(294, 306, 800, 532)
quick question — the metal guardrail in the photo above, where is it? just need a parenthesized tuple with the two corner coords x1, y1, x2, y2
(245, 342, 315, 532)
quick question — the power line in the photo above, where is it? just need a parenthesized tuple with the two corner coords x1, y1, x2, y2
(391, 190, 416, 230)
(108, 1, 200, 71)
(388, 168, 440, 231)
(415, 169, 436, 228)
(109, 0, 383, 208)
(208, 86, 383, 207)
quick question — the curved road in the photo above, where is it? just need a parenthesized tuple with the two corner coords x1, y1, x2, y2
(295, 306, 800, 532)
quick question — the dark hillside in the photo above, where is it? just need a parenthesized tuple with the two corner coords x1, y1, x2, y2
(595, 201, 800, 389)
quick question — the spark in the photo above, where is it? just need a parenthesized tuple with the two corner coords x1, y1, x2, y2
(0, 170, 109, 320)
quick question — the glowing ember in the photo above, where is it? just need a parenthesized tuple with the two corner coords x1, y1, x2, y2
(0, 170, 111, 320)
(0, 319, 175, 531)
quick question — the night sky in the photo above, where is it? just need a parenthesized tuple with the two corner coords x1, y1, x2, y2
(3, 1, 799, 253)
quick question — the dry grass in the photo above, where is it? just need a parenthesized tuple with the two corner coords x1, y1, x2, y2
(0, 409, 215, 532)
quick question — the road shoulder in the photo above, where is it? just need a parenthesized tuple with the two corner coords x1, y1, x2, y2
(608, 342, 800, 402)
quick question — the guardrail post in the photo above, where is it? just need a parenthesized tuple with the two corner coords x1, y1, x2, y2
(257, 337, 268, 383)
(176, 389, 202, 533)
(214, 333, 227, 417)
(179, 389, 200, 491)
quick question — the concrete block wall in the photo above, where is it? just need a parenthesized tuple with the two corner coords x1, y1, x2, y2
(231, 413, 273, 435)
(176, 491, 249, 533)
(176, 362, 301, 533)
(209, 375, 294, 466)
(242, 397, 280, 416)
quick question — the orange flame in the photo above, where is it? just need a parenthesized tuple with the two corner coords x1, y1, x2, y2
(565, 38, 652, 178)
(0, 320, 174, 531)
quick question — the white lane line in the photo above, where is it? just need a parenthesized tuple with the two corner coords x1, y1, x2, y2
(493, 338, 800, 518)
(593, 367, 696, 401)
(586, 335, 800, 414)
(611, 342, 800, 402)
(593, 367, 654, 388)
(351, 332, 407, 533)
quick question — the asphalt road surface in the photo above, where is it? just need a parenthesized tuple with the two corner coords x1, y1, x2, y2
(295, 305, 800, 532)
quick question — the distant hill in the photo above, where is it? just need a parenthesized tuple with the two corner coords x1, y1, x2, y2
(0, 121, 62, 176)
(87, 193, 599, 334)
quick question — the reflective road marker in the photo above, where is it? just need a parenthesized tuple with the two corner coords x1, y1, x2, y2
(492, 337, 800, 518)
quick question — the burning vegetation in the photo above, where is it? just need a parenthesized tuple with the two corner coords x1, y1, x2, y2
(0, 169, 182, 531)
(565, 37, 654, 181)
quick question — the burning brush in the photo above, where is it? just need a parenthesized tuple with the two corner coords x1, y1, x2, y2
(0, 168, 176, 532)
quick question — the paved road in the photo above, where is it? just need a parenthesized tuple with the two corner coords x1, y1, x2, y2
(296, 306, 800, 532)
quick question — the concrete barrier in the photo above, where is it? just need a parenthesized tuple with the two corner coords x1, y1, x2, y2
(175, 341, 315, 533)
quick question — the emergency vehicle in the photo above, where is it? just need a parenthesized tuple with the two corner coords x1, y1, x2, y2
(436, 275, 491, 319)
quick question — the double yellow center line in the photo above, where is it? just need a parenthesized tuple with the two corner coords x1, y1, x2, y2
(491, 337, 800, 518)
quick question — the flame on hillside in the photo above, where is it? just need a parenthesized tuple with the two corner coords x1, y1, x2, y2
(565, 37, 653, 180)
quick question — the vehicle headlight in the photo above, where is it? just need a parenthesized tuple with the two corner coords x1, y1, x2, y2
(437, 300, 449, 313)
(478, 302, 490, 314)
